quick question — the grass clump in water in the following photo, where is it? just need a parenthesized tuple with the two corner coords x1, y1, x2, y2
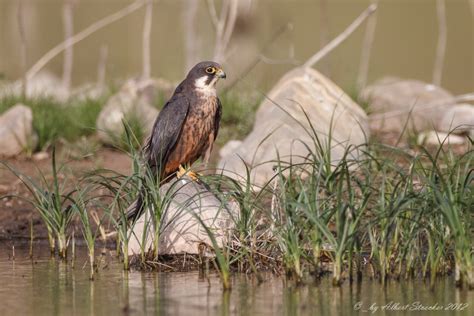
(1, 148, 77, 258)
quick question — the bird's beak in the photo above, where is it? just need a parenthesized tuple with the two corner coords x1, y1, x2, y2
(216, 68, 226, 79)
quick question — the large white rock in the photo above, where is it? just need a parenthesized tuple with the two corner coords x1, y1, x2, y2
(0, 104, 37, 157)
(417, 131, 467, 146)
(218, 67, 369, 187)
(437, 103, 474, 136)
(0, 71, 69, 101)
(360, 77, 456, 134)
(96, 78, 159, 145)
(128, 176, 238, 256)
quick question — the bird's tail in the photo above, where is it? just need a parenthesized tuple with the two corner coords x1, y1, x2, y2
(120, 161, 172, 226)
(123, 189, 146, 224)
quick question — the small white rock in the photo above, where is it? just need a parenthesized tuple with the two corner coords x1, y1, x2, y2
(437, 103, 474, 136)
(0, 104, 37, 157)
(417, 131, 466, 146)
(96, 78, 160, 145)
(32, 151, 49, 161)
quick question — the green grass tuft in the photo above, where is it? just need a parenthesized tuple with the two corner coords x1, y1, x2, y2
(0, 94, 107, 150)
(217, 92, 261, 145)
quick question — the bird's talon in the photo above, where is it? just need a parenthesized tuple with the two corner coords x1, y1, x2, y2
(187, 171, 199, 181)
(177, 165, 200, 181)
(177, 165, 186, 178)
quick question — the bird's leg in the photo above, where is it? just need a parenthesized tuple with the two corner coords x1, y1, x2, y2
(177, 164, 199, 181)
(202, 134, 215, 168)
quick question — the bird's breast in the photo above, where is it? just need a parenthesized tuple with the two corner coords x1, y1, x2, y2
(165, 96, 219, 172)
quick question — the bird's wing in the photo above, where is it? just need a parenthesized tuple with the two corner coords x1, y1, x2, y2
(214, 97, 222, 140)
(143, 93, 190, 173)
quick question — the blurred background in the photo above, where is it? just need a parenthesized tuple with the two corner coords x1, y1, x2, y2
(1, 0, 472, 94)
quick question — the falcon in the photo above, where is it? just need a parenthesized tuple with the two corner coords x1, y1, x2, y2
(127, 61, 226, 220)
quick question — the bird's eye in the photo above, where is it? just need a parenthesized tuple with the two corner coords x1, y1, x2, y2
(205, 67, 216, 74)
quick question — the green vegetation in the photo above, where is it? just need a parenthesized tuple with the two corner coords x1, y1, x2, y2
(0, 91, 256, 153)
(73, 186, 99, 279)
(0, 94, 106, 150)
(217, 92, 261, 145)
(1, 148, 78, 258)
(194, 138, 472, 289)
(0, 93, 472, 291)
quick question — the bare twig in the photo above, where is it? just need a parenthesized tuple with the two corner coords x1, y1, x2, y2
(258, 54, 299, 65)
(213, 0, 230, 62)
(319, 0, 330, 50)
(319, 0, 330, 75)
(223, 23, 293, 91)
(206, 0, 219, 30)
(221, 0, 238, 56)
(17, 0, 28, 97)
(433, 0, 447, 86)
(357, 0, 379, 91)
(97, 44, 108, 86)
(62, 0, 76, 93)
(213, 0, 238, 63)
(303, 3, 378, 69)
(26, 0, 146, 82)
(183, 0, 200, 73)
(91, 210, 107, 241)
(142, 0, 153, 79)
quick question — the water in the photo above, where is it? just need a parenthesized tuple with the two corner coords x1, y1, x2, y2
(1, 0, 473, 94)
(0, 243, 472, 316)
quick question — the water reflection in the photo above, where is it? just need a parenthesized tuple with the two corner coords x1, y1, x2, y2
(0, 245, 472, 315)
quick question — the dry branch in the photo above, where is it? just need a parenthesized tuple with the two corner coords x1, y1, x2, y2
(17, 0, 28, 97)
(303, 3, 377, 69)
(212, 0, 238, 63)
(206, 0, 219, 30)
(142, 0, 153, 79)
(433, 0, 447, 86)
(62, 0, 76, 92)
(184, 0, 200, 73)
(97, 44, 108, 86)
(356, 0, 379, 91)
(26, 0, 146, 82)
(319, 0, 330, 75)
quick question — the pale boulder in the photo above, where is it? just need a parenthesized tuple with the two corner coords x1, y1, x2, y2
(96, 78, 159, 145)
(128, 176, 238, 256)
(437, 103, 474, 136)
(0, 71, 69, 101)
(0, 104, 37, 157)
(417, 131, 467, 146)
(218, 67, 369, 187)
(361, 77, 455, 134)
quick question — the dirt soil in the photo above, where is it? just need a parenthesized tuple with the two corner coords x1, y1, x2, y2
(0, 148, 132, 240)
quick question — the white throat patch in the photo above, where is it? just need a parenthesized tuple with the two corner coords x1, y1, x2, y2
(194, 76, 217, 97)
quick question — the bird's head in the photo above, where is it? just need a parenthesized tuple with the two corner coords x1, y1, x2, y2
(188, 61, 226, 94)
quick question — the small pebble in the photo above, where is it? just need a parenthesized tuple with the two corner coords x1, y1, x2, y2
(33, 151, 50, 161)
